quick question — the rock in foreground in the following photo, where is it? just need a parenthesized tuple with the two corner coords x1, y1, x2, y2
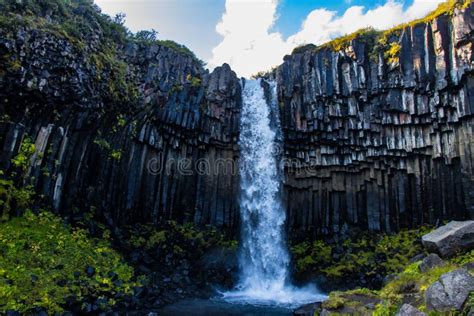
(422, 221, 474, 258)
(425, 268, 474, 312)
(395, 304, 426, 316)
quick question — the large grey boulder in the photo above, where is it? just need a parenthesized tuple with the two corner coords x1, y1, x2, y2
(425, 269, 474, 312)
(396, 304, 426, 316)
(422, 221, 474, 258)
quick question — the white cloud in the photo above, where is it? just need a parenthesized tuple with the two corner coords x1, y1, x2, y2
(208, 0, 290, 78)
(208, 0, 445, 77)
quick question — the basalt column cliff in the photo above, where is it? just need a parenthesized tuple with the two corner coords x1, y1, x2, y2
(0, 3, 242, 229)
(277, 4, 474, 235)
(0, 1, 473, 236)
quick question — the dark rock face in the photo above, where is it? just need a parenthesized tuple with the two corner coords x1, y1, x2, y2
(276, 5, 474, 236)
(0, 23, 241, 230)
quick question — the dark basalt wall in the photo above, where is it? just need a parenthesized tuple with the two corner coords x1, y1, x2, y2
(1, 4, 473, 237)
(277, 5, 474, 236)
(0, 24, 241, 230)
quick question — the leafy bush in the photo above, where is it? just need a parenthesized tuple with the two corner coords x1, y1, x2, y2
(384, 42, 401, 65)
(186, 74, 202, 88)
(132, 29, 158, 43)
(10, 136, 35, 174)
(0, 211, 138, 314)
(0, 176, 33, 221)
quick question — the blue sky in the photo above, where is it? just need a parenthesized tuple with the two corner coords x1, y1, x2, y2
(95, 0, 444, 77)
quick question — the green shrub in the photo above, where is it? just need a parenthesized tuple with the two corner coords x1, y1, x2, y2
(0, 176, 34, 221)
(11, 136, 35, 173)
(110, 149, 122, 161)
(0, 211, 138, 314)
(384, 42, 401, 64)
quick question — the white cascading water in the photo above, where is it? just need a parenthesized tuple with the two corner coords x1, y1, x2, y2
(223, 79, 326, 306)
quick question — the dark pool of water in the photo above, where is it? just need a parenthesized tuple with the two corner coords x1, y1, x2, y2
(157, 298, 296, 316)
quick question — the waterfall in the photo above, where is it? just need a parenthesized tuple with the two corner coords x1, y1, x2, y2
(239, 79, 289, 292)
(223, 79, 325, 306)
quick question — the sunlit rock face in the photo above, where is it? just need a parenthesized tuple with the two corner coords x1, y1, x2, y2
(276, 5, 474, 236)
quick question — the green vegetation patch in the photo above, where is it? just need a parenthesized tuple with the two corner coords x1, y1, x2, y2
(321, 244, 474, 314)
(125, 221, 237, 259)
(291, 227, 433, 282)
(0, 211, 138, 314)
(322, 288, 381, 313)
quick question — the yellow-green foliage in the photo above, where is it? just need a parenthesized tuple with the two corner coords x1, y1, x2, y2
(322, 288, 380, 313)
(323, 248, 473, 315)
(0, 211, 137, 314)
(89, 50, 139, 104)
(110, 150, 122, 161)
(384, 42, 401, 65)
(186, 74, 202, 88)
(93, 138, 111, 151)
(382, 0, 472, 39)
(291, 240, 332, 273)
(320, 27, 380, 52)
(117, 114, 127, 128)
(0, 176, 33, 221)
(373, 301, 398, 316)
(292, 227, 432, 281)
(450, 249, 474, 265)
(322, 292, 346, 310)
(11, 136, 35, 173)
